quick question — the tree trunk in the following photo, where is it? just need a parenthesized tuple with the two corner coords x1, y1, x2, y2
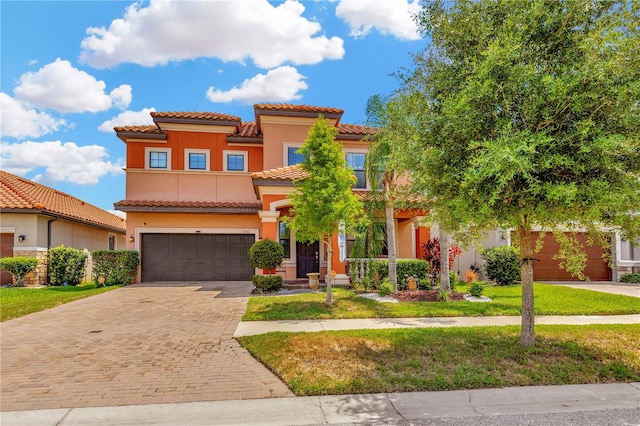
(518, 222, 535, 347)
(440, 230, 450, 292)
(325, 235, 333, 304)
(385, 199, 397, 292)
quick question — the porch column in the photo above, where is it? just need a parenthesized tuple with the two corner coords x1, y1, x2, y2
(258, 211, 281, 241)
(411, 216, 429, 259)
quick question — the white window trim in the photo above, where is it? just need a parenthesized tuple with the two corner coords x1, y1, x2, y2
(223, 150, 248, 172)
(284, 143, 304, 166)
(145, 147, 171, 170)
(184, 149, 210, 171)
(344, 149, 368, 190)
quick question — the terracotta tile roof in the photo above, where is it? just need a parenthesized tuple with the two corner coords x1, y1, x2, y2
(0, 170, 126, 232)
(113, 125, 163, 134)
(251, 165, 309, 181)
(237, 122, 259, 137)
(227, 122, 263, 144)
(337, 123, 378, 137)
(114, 200, 262, 214)
(151, 111, 241, 123)
(254, 104, 344, 115)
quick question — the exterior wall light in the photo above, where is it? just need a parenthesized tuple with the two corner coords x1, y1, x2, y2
(129, 235, 134, 243)
(18, 235, 26, 242)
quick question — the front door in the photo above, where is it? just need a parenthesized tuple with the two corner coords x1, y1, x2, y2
(296, 241, 319, 278)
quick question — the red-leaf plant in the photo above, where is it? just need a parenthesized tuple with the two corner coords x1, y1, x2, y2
(422, 237, 462, 285)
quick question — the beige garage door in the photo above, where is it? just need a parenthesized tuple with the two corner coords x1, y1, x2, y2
(141, 233, 255, 282)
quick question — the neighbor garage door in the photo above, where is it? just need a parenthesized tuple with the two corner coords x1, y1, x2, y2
(141, 233, 255, 282)
(531, 232, 611, 281)
(1, 233, 14, 285)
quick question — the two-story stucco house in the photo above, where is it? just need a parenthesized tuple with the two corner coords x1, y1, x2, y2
(114, 104, 431, 283)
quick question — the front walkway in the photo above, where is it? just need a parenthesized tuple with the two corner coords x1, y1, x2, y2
(0, 282, 292, 411)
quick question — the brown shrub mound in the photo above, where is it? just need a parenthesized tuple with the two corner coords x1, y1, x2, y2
(391, 290, 465, 302)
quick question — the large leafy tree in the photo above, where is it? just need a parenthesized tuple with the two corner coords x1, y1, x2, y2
(289, 116, 366, 303)
(395, 0, 640, 346)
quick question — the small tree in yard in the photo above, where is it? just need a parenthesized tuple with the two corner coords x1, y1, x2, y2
(289, 115, 366, 303)
(249, 239, 284, 292)
(395, 0, 640, 346)
(0, 257, 38, 287)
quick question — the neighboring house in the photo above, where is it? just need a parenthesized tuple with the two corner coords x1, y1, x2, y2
(440, 226, 638, 282)
(0, 170, 127, 286)
(114, 104, 432, 283)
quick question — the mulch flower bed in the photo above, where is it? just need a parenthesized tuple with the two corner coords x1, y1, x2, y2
(391, 290, 466, 302)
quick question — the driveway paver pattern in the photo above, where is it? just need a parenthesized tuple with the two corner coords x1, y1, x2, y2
(0, 282, 293, 411)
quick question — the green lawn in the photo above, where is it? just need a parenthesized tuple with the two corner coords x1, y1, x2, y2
(238, 324, 640, 396)
(0, 283, 120, 321)
(243, 284, 640, 321)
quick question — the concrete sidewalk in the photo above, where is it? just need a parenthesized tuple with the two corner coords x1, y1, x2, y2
(3, 383, 639, 425)
(234, 314, 640, 337)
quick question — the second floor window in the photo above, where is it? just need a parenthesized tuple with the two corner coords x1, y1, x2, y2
(227, 154, 245, 171)
(149, 151, 167, 169)
(346, 152, 366, 189)
(189, 153, 206, 170)
(287, 147, 304, 166)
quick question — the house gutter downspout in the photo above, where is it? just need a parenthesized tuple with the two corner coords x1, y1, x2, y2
(46, 216, 58, 284)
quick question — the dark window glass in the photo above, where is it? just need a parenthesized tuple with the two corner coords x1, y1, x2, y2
(279, 221, 291, 258)
(287, 147, 304, 166)
(108, 235, 115, 250)
(149, 151, 167, 168)
(346, 153, 366, 188)
(227, 154, 244, 171)
(189, 153, 206, 170)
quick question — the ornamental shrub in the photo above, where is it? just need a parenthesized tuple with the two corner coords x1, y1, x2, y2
(620, 273, 640, 283)
(252, 274, 283, 292)
(480, 246, 520, 286)
(468, 281, 487, 298)
(422, 237, 462, 285)
(49, 245, 87, 286)
(92, 250, 140, 285)
(0, 256, 38, 287)
(248, 239, 284, 271)
(377, 279, 393, 297)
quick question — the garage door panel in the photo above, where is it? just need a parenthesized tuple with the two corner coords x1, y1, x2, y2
(530, 232, 611, 281)
(141, 233, 255, 282)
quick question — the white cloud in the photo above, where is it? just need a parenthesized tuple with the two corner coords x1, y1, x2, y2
(108, 209, 126, 219)
(336, 0, 421, 41)
(13, 58, 132, 113)
(0, 93, 68, 139)
(0, 140, 124, 185)
(79, 0, 344, 69)
(98, 108, 156, 132)
(206, 66, 307, 104)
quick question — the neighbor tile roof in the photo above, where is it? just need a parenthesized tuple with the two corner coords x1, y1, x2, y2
(113, 125, 164, 134)
(251, 165, 309, 181)
(0, 170, 126, 232)
(150, 111, 241, 122)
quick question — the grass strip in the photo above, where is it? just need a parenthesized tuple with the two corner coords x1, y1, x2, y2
(243, 284, 640, 321)
(0, 283, 120, 321)
(238, 324, 640, 396)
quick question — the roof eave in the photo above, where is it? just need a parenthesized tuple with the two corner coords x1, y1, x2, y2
(114, 205, 259, 214)
(152, 117, 240, 127)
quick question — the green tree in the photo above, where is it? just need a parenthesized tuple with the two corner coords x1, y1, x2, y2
(289, 115, 366, 303)
(395, 0, 640, 346)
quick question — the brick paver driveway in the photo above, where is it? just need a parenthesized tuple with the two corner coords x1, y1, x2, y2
(0, 282, 293, 411)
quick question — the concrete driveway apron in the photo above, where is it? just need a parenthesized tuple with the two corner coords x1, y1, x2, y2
(0, 282, 293, 411)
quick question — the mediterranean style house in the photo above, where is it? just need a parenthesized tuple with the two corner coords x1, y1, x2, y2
(0, 170, 127, 286)
(114, 104, 431, 283)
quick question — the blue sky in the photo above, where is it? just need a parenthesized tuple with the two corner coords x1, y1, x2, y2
(1, 0, 425, 216)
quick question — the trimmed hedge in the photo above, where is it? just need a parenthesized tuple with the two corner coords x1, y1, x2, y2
(252, 274, 283, 292)
(92, 250, 140, 285)
(620, 273, 640, 283)
(0, 256, 38, 287)
(368, 259, 429, 282)
(249, 239, 284, 270)
(49, 245, 87, 286)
